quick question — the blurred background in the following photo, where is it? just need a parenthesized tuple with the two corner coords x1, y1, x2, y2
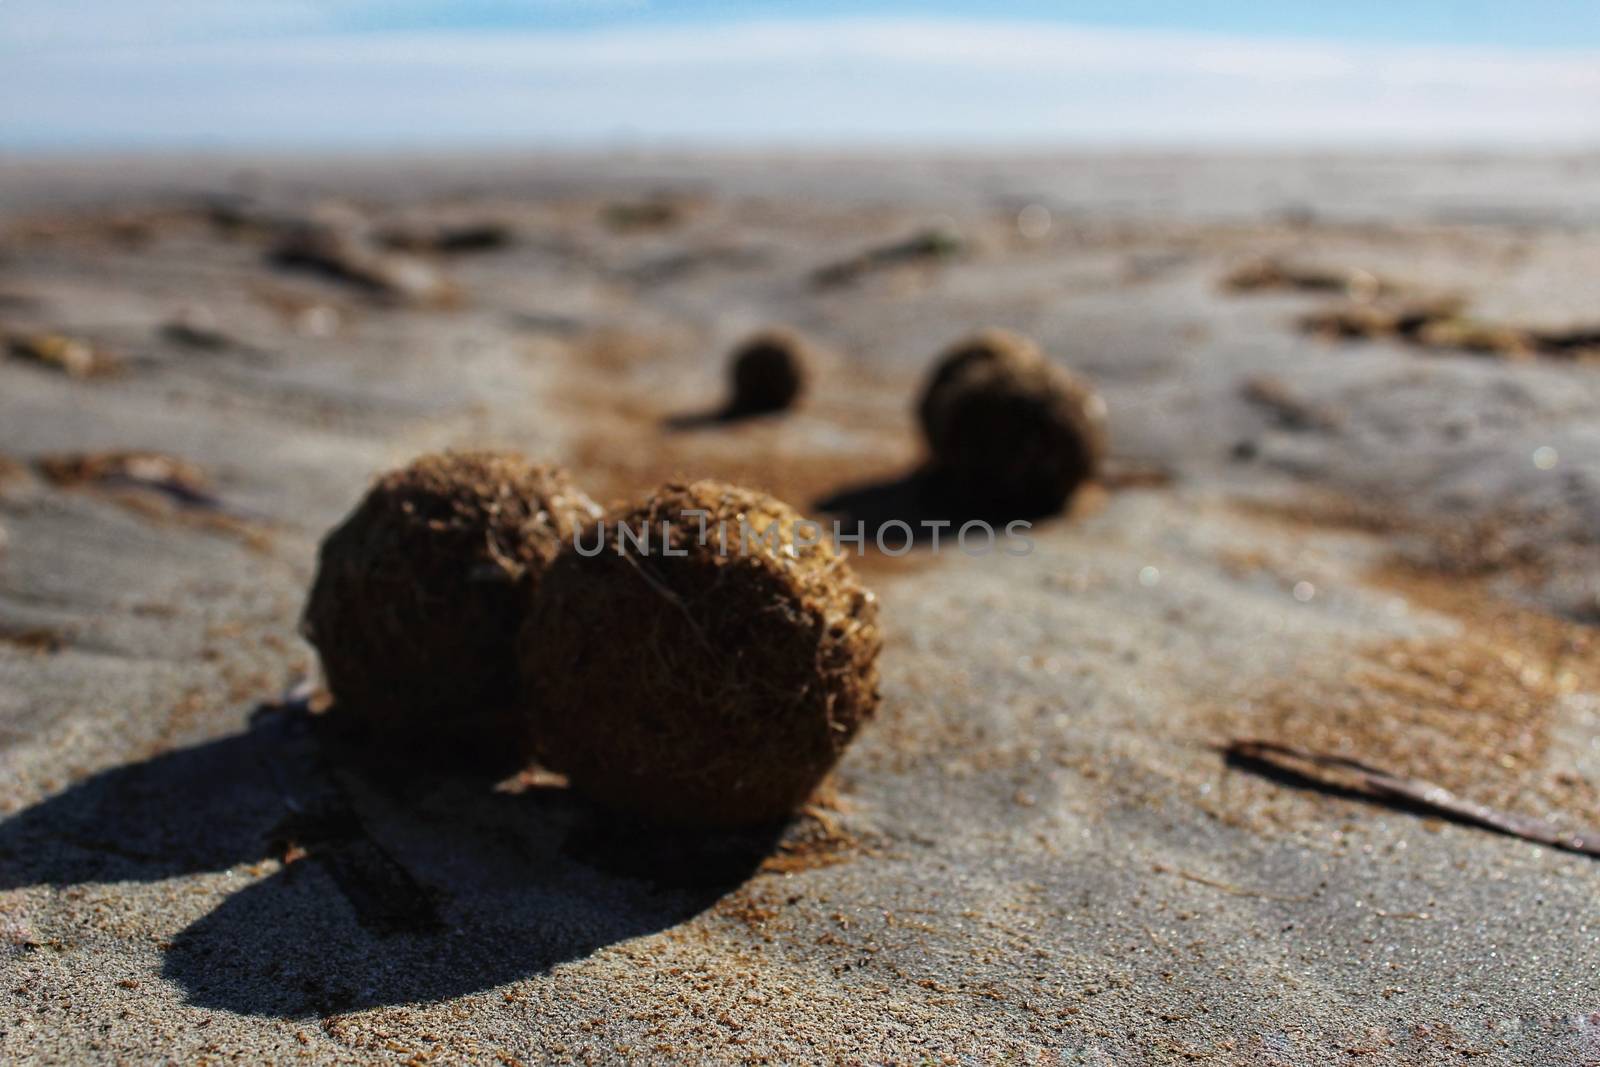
(5, 1, 1599, 151)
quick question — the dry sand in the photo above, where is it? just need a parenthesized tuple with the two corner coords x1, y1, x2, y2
(2, 151, 1600, 1064)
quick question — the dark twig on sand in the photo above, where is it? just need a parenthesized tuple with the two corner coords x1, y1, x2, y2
(1225, 738, 1600, 857)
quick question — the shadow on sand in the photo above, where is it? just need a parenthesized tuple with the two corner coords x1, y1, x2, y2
(659, 402, 791, 432)
(0, 702, 778, 1017)
(815, 467, 1060, 546)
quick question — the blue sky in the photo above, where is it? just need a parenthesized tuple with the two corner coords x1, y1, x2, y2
(4, 2, 1599, 150)
(318, 2, 1600, 48)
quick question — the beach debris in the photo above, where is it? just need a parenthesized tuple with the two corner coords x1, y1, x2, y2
(270, 223, 458, 306)
(159, 306, 254, 354)
(377, 220, 514, 254)
(161, 319, 229, 352)
(1225, 739, 1600, 858)
(203, 194, 360, 238)
(251, 285, 346, 337)
(1151, 862, 1312, 902)
(1100, 461, 1175, 491)
(252, 673, 327, 720)
(812, 227, 964, 287)
(34, 451, 221, 509)
(34, 450, 269, 548)
(302, 452, 601, 774)
(602, 197, 687, 232)
(0, 625, 66, 655)
(1297, 297, 1466, 344)
(1530, 325, 1600, 359)
(1222, 257, 1395, 301)
(202, 194, 294, 238)
(758, 800, 866, 874)
(1239, 374, 1343, 432)
(1413, 316, 1539, 358)
(6, 331, 121, 379)
(1301, 300, 1600, 363)
(521, 480, 882, 826)
(917, 328, 1107, 517)
(726, 328, 811, 416)
(624, 245, 766, 286)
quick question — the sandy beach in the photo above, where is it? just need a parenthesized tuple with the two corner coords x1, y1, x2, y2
(2, 151, 1599, 1064)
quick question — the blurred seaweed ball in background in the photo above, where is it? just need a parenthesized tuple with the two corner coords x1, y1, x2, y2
(727, 328, 812, 416)
(918, 328, 1107, 517)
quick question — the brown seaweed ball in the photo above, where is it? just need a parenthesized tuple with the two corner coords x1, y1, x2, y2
(919, 331, 1105, 517)
(302, 452, 600, 771)
(521, 480, 881, 827)
(728, 329, 810, 414)
(915, 326, 1043, 434)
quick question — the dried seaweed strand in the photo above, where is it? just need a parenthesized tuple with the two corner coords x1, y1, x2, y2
(1226, 738, 1600, 857)
(1152, 862, 1312, 902)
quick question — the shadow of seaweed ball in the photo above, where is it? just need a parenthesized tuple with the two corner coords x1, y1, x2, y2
(302, 452, 600, 772)
(918, 329, 1106, 517)
(521, 480, 881, 827)
(728, 329, 810, 415)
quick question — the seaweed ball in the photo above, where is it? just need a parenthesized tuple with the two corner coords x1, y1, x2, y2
(728, 329, 810, 415)
(302, 451, 600, 772)
(919, 330, 1106, 517)
(521, 480, 881, 826)
(915, 326, 1043, 435)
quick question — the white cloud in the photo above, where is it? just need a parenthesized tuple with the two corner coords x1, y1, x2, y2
(2, 16, 1597, 148)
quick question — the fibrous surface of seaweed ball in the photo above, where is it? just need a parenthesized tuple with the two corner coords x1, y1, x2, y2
(302, 451, 599, 769)
(521, 480, 881, 826)
(918, 329, 1106, 517)
(728, 329, 810, 414)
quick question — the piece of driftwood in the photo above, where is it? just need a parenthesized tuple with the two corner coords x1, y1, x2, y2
(1225, 738, 1600, 857)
